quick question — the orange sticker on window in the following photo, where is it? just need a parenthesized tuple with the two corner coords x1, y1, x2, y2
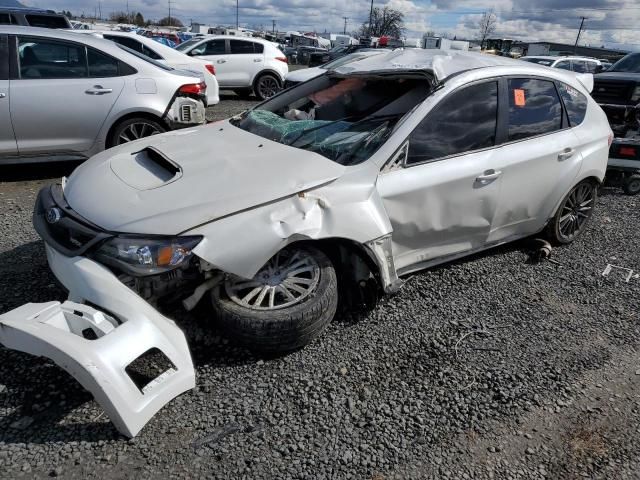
(514, 89, 526, 107)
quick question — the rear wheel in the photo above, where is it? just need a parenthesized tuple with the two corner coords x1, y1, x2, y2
(547, 180, 597, 244)
(623, 174, 640, 195)
(108, 117, 165, 147)
(211, 246, 338, 352)
(254, 74, 281, 100)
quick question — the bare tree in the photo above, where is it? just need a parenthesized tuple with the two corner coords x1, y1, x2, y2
(478, 9, 497, 49)
(358, 6, 404, 38)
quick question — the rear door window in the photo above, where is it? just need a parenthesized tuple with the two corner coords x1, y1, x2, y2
(87, 48, 119, 77)
(230, 40, 256, 54)
(572, 60, 588, 73)
(0, 13, 10, 24)
(554, 60, 571, 70)
(557, 82, 588, 126)
(507, 78, 563, 141)
(203, 39, 226, 55)
(18, 37, 87, 79)
(407, 81, 498, 164)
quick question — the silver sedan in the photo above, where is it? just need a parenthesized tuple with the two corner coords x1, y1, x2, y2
(0, 26, 208, 165)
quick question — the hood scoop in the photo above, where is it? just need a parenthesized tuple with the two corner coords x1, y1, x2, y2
(110, 147, 182, 191)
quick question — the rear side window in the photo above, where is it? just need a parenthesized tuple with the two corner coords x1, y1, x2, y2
(254, 42, 264, 53)
(230, 40, 256, 54)
(25, 14, 69, 29)
(407, 81, 498, 164)
(507, 78, 563, 141)
(554, 60, 571, 70)
(18, 37, 87, 79)
(0, 13, 10, 24)
(557, 82, 588, 127)
(105, 35, 162, 60)
(87, 48, 119, 77)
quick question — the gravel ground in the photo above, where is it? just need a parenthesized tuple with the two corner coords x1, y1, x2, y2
(1, 95, 639, 479)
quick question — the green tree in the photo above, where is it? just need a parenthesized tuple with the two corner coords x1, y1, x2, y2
(134, 12, 145, 27)
(157, 16, 183, 27)
(358, 6, 404, 38)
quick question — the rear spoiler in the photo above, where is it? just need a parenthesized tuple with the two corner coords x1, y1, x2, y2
(575, 73, 594, 93)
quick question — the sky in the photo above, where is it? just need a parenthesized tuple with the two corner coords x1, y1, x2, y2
(20, 0, 640, 51)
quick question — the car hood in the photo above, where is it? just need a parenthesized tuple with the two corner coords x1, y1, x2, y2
(63, 121, 346, 235)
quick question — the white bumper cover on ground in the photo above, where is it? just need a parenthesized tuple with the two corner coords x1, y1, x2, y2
(0, 245, 195, 437)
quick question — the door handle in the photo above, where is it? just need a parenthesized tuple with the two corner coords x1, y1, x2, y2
(253, 58, 262, 62)
(0, 93, 5, 99)
(217, 59, 227, 64)
(558, 148, 575, 161)
(476, 169, 502, 185)
(85, 85, 113, 95)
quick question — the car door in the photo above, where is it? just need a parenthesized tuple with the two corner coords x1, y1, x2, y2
(487, 77, 582, 242)
(10, 35, 125, 155)
(226, 39, 263, 86)
(0, 34, 18, 157)
(376, 80, 503, 272)
(190, 38, 228, 85)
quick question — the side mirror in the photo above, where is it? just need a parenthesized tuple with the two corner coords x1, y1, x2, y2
(382, 141, 409, 173)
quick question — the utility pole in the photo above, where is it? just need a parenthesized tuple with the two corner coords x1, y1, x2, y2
(236, 0, 239, 29)
(168, 0, 173, 27)
(368, 0, 374, 36)
(126, 0, 129, 21)
(343, 16, 348, 35)
(574, 16, 587, 53)
(272, 19, 276, 34)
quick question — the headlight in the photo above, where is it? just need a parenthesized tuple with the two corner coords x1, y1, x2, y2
(631, 86, 640, 102)
(94, 235, 202, 275)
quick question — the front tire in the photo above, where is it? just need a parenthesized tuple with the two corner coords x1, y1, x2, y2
(547, 180, 597, 244)
(211, 246, 338, 352)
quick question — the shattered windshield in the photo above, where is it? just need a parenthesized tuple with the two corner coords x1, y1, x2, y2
(232, 75, 431, 165)
(608, 53, 640, 73)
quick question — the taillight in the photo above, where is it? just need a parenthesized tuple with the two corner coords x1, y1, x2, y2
(608, 132, 614, 147)
(619, 146, 636, 157)
(205, 64, 215, 75)
(275, 56, 288, 64)
(179, 81, 207, 95)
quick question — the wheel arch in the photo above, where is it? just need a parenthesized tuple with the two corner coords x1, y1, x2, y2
(549, 174, 602, 222)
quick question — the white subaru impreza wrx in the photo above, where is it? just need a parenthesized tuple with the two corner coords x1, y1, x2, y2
(0, 49, 612, 437)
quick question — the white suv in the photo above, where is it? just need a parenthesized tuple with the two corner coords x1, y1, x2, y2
(520, 56, 605, 73)
(176, 35, 288, 99)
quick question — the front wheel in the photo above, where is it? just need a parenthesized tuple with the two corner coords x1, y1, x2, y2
(547, 180, 597, 244)
(211, 246, 338, 352)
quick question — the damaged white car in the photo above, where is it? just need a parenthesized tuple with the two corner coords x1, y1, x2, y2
(0, 50, 612, 437)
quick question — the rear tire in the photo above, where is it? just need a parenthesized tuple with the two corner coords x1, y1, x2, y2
(254, 73, 281, 101)
(623, 174, 640, 195)
(108, 117, 165, 147)
(546, 180, 597, 245)
(211, 246, 338, 352)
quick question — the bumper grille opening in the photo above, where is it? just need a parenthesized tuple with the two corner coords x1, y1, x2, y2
(125, 348, 176, 394)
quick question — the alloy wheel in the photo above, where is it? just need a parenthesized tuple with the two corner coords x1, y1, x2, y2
(117, 122, 162, 144)
(558, 182, 595, 242)
(257, 76, 279, 99)
(225, 249, 320, 310)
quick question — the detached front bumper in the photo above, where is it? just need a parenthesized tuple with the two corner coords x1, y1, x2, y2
(0, 244, 195, 437)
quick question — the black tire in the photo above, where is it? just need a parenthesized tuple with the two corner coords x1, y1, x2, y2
(108, 117, 166, 147)
(233, 88, 253, 99)
(254, 73, 281, 100)
(211, 246, 338, 352)
(623, 174, 640, 195)
(546, 180, 597, 245)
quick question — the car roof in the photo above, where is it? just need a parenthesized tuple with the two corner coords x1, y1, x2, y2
(195, 35, 271, 43)
(522, 55, 599, 62)
(333, 49, 537, 81)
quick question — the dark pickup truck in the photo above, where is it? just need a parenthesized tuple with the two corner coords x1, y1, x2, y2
(592, 52, 640, 194)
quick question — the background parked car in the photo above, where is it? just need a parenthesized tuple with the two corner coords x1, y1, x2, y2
(0, 7, 70, 29)
(75, 30, 219, 105)
(284, 49, 386, 88)
(175, 35, 287, 100)
(520, 55, 605, 73)
(0, 26, 208, 165)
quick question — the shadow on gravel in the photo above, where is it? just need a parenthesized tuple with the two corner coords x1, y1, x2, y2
(1, 161, 83, 182)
